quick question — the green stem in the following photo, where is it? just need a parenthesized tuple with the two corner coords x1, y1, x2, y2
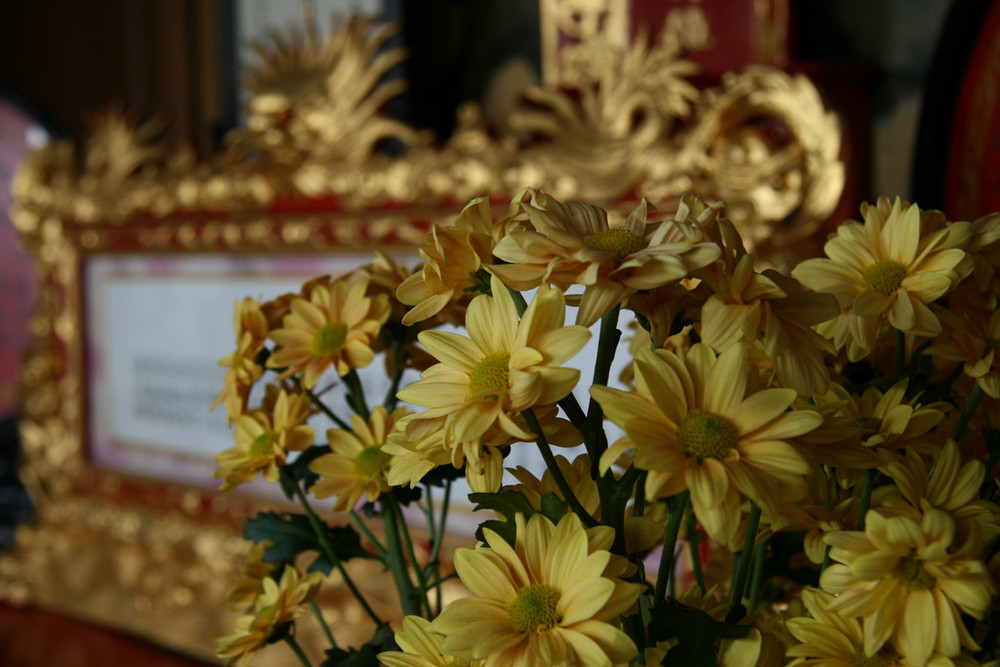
(727, 501, 761, 621)
(421, 484, 440, 615)
(746, 540, 767, 614)
(857, 468, 876, 531)
(343, 369, 370, 420)
(423, 484, 437, 558)
(951, 382, 984, 442)
(348, 509, 386, 558)
(895, 329, 906, 379)
(427, 571, 459, 588)
(522, 408, 598, 528)
(632, 471, 647, 519)
(429, 480, 452, 615)
(632, 472, 649, 585)
(396, 501, 433, 616)
(284, 635, 311, 667)
(585, 307, 622, 439)
(654, 490, 689, 602)
(308, 600, 337, 649)
(558, 392, 587, 424)
(428, 480, 452, 569)
(506, 286, 528, 318)
(606, 466, 644, 558)
(686, 510, 705, 595)
(383, 340, 406, 410)
(585, 307, 622, 522)
(281, 469, 382, 626)
(296, 379, 351, 430)
(381, 494, 423, 616)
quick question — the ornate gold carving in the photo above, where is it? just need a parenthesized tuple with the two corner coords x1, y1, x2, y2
(5, 7, 843, 661)
(660, 6, 713, 54)
(13, 13, 841, 256)
(539, 0, 629, 85)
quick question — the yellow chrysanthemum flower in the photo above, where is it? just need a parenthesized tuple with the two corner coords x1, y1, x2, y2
(777, 464, 910, 564)
(509, 453, 665, 554)
(925, 304, 1000, 398)
(379, 615, 485, 667)
(592, 343, 821, 546)
(351, 250, 419, 325)
(267, 276, 390, 389)
(489, 189, 720, 326)
(785, 587, 975, 667)
(820, 507, 995, 667)
(384, 406, 581, 493)
(308, 405, 408, 511)
(212, 297, 269, 422)
(964, 211, 1000, 296)
(802, 380, 946, 486)
(882, 440, 1000, 548)
(396, 195, 515, 326)
(700, 254, 839, 396)
(214, 389, 315, 491)
(395, 276, 590, 492)
(227, 540, 277, 613)
(432, 512, 643, 667)
(792, 197, 973, 361)
(215, 564, 324, 667)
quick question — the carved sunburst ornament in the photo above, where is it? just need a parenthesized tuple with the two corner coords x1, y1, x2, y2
(241, 14, 430, 165)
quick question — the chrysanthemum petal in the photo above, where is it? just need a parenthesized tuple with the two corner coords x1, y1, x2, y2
(418, 330, 482, 371)
(729, 388, 798, 435)
(896, 588, 936, 667)
(560, 578, 615, 625)
(562, 619, 637, 665)
(687, 458, 730, 508)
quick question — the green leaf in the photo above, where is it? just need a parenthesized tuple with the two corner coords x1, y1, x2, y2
(320, 623, 396, 667)
(243, 511, 376, 572)
(648, 598, 752, 667)
(279, 446, 330, 501)
(310, 525, 379, 574)
(468, 490, 569, 546)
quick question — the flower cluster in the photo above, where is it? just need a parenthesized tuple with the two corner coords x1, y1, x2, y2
(212, 190, 1000, 667)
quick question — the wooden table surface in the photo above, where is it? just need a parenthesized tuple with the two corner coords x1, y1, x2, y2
(0, 603, 216, 667)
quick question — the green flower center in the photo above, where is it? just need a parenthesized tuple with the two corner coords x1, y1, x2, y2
(353, 446, 390, 478)
(311, 322, 348, 357)
(856, 415, 883, 436)
(862, 260, 908, 296)
(468, 352, 510, 399)
(443, 661, 474, 667)
(249, 431, 278, 459)
(894, 555, 935, 589)
(851, 646, 900, 667)
(584, 229, 648, 259)
(507, 584, 562, 634)
(678, 410, 738, 461)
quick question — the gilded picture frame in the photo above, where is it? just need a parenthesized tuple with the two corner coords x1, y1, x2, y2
(2, 5, 844, 661)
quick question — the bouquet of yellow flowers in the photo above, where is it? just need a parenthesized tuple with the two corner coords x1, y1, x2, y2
(211, 188, 1000, 667)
